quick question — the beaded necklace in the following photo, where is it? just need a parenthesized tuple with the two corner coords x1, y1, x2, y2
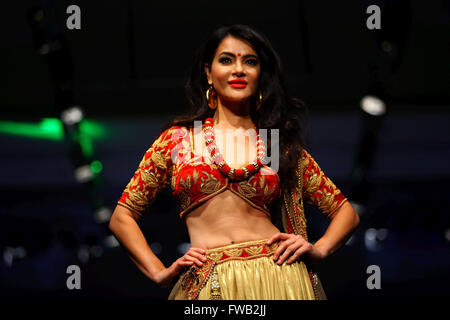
(203, 117, 266, 180)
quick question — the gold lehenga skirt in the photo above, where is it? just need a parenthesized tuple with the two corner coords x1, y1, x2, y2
(168, 239, 324, 300)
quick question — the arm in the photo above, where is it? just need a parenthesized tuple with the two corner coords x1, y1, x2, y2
(300, 149, 359, 258)
(109, 205, 166, 282)
(268, 149, 359, 265)
(110, 127, 206, 287)
(303, 149, 359, 260)
(313, 200, 359, 258)
(109, 205, 207, 287)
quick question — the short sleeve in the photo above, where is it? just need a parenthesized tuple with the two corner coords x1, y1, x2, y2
(301, 149, 348, 219)
(117, 127, 179, 217)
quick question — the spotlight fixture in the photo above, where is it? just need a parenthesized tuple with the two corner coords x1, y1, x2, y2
(74, 164, 94, 183)
(360, 95, 386, 116)
(61, 106, 84, 126)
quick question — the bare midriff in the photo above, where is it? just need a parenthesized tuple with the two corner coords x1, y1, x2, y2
(186, 126, 280, 249)
(185, 189, 280, 250)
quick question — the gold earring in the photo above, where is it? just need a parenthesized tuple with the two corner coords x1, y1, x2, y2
(206, 86, 218, 110)
(256, 91, 263, 110)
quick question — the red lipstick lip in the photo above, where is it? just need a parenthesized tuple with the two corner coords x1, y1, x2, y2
(229, 83, 247, 88)
(228, 79, 248, 84)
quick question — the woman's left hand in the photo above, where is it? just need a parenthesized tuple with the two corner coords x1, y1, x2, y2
(267, 232, 327, 265)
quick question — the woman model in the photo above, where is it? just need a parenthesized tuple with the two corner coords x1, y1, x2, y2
(109, 24, 359, 300)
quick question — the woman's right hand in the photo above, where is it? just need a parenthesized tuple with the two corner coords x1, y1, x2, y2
(153, 247, 207, 287)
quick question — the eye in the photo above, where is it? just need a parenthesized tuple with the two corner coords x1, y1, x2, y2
(219, 57, 232, 64)
(246, 59, 259, 66)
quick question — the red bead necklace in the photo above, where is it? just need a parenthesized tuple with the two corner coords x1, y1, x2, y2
(203, 117, 266, 180)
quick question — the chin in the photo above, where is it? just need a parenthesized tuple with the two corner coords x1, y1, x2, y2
(224, 93, 252, 102)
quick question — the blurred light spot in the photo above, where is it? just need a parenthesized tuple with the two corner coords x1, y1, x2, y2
(177, 242, 190, 255)
(365, 228, 389, 252)
(77, 245, 90, 264)
(91, 160, 103, 174)
(3, 246, 27, 267)
(75, 165, 94, 183)
(3, 249, 13, 267)
(350, 200, 365, 216)
(345, 235, 355, 246)
(150, 242, 162, 255)
(377, 228, 389, 241)
(61, 106, 83, 125)
(90, 245, 103, 258)
(94, 206, 111, 223)
(364, 228, 379, 252)
(445, 229, 450, 242)
(39, 44, 50, 55)
(104, 235, 119, 248)
(360, 95, 386, 116)
(0, 118, 64, 141)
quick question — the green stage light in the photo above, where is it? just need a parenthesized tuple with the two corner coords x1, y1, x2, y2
(90, 160, 103, 173)
(0, 118, 108, 141)
(0, 118, 64, 140)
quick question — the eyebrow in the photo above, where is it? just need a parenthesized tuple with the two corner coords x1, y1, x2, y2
(219, 51, 258, 59)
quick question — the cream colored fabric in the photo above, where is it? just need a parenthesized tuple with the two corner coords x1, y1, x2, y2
(169, 239, 316, 300)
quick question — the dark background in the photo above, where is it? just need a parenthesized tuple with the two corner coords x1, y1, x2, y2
(0, 0, 449, 302)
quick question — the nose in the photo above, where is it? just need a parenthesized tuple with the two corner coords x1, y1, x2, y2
(233, 60, 245, 76)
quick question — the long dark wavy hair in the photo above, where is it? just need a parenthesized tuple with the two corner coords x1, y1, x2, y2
(162, 24, 309, 193)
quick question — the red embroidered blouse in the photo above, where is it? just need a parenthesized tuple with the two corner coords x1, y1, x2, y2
(117, 126, 347, 225)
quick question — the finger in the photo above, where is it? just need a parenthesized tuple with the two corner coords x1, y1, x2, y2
(179, 260, 194, 266)
(174, 259, 193, 273)
(286, 245, 310, 264)
(183, 255, 204, 267)
(187, 251, 207, 262)
(189, 247, 206, 255)
(267, 232, 289, 245)
(272, 238, 296, 261)
(276, 243, 300, 265)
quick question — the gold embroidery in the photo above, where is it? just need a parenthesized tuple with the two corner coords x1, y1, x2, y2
(263, 184, 274, 198)
(192, 169, 199, 185)
(306, 172, 321, 191)
(258, 174, 264, 189)
(223, 247, 243, 258)
(200, 172, 221, 194)
(151, 151, 167, 170)
(237, 181, 257, 198)
(171, 172, 177, 190)
(208, 251, 224, 262)
(141, 170, 160, 188)
(245, 245, 264, 256)
(205, 240, 279, 265)
(181, 176, 192, 190)
(180, 193, 191, 211)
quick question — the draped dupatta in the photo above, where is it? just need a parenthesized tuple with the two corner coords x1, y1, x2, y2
(280, 148, 349, 300)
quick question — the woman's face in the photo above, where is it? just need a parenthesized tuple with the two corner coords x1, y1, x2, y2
(205, 36, 261, 104)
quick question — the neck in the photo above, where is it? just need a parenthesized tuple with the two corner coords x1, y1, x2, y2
(213, 98, 254, 130)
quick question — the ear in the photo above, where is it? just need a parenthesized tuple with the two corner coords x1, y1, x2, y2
(204, 63, 212, 85)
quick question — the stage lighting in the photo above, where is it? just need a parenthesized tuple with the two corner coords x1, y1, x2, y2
(150, 242, 162, 255)
(445, 229, 450, 242)
(103, 235, 120, 248)
(93, 206, 112, 224)
(74, 164, 94, 183)
(360, 95, 386, 116)
(3, 246, 27, 267)
(61, 106, 84, 126)
(177, 242, 191, 255)
(364, 228, 389, 252)
(349, 200, 366, 216)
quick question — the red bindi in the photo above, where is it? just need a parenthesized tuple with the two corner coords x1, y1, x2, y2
(237, 52, 241, 56)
